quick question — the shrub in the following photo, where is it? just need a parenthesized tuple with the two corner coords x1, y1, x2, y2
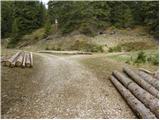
(134, 51, 146, 64)
(108, 46, 122, 52)
(147, 53, 159, 65)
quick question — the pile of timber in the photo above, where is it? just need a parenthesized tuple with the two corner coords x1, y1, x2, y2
(109, 67, 159, 119)
(1, 51, 33, 68)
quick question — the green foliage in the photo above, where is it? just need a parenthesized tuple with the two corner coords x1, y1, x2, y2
(1, 1, 159, 41)
(1, 1, 13, 38)
(108, 46, 122, 52)
(135, 51, 146, 63)
(8, 19, 20, 48)
(1, 1, 46, 40)
(147, 53, 159, 65)
(44, 18, 52, 37)
(48, 1, 158, 37)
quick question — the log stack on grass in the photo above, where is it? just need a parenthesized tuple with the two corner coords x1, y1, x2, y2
(1, 51, 33, 68)
(109, 67, 159, 119)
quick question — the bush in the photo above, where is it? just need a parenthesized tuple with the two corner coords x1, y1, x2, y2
(134, 51, 146, 64)
(108, 46, 122, 52)
(147, 53, 159, 65)
(79, 23, 95, 36)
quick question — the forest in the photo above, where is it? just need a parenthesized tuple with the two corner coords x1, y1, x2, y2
(1, 1, 159, 47)
(1, 1, 159, 119)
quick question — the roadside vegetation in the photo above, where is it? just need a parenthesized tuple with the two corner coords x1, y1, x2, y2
(107, 50, 158, 69)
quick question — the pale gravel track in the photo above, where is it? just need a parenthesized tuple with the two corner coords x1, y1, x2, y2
(3, 53, 136, 119)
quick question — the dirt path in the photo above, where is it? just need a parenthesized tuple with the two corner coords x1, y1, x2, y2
(2, 53, 136, 119)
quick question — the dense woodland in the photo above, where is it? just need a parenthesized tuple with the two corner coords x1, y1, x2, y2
(1, 1, 159, 47)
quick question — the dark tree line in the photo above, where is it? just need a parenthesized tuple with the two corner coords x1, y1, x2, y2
(1, 1, 46, 46)
(1, 1, 159, 43)
(48, 1, 159, 38)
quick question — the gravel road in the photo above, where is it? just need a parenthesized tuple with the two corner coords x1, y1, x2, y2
(2, 53, 136, 119)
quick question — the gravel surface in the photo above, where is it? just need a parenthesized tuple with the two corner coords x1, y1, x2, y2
(2, 53, 136, 118)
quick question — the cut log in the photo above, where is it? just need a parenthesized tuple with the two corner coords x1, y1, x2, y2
(22, 52, 26, 68)
(113, 71, 159, 118)
(25, 53, 31, 67)
(5, 51, 21, 66)
(110, 76, 157, 119)
(29, 52, 33, 67)
(139, 68, 153, 75)
(123, 67, 159, 98)
(15, 52, 24, 67)
(153, 70, 159, 80)
(137, 70, 159, 90)
(1, 56, 10, 66)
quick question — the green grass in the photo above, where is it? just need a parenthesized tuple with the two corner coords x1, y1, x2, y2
(107, 49, 159, 70)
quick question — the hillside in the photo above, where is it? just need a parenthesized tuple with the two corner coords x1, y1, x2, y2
(2, 26, 157, 52)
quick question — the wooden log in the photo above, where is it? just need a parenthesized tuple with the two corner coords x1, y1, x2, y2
(15, 52, 24, 67)
(153, 70, 159, 80)
(30, 52, 33, 67)
(137, 70, 159, 90)
(113, 71, 159, 118)
(22, 52, 26, 68)
(124, 67, 159, 98)
(110, 76, 157, 119)
(25, 53, 31, 67)
(5, 51, 21, 66)
(1, 56, 10, 66)
(139, 68, 153, 75)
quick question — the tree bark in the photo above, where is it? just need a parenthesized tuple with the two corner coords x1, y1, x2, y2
(30, 52, 33, 67)
(123, 67, 158, 98)
(110, 76, 157, 119)
(5, 52, 21, 66)
(113, 71, 159, 118)
(15, 52, 24, 67)
(153, 70, 159, 80)
(139, 68, 153, 75)
(137, 70, 159, 90)
(22, 52, 26, 68)
(25, 53, 31, 67)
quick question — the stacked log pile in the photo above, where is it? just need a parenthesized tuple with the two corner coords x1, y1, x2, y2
(110, 67, 159, 119)
(1, 51, 33, 68)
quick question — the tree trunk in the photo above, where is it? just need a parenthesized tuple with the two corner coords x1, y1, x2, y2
(153, 70, 159, 80)
(113, 71, 159, 118)
(139, 68, 153, 75)
(123, 67, 158, 98)
(110, 76, 157, 119)
(22, 52, 26, 68)
(30, 52, 33, 67)
(25, 53, 31, 67)
(5, 52, 21, 66)
(16, 52, 24, 67)
(137, 71, 159, 90)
